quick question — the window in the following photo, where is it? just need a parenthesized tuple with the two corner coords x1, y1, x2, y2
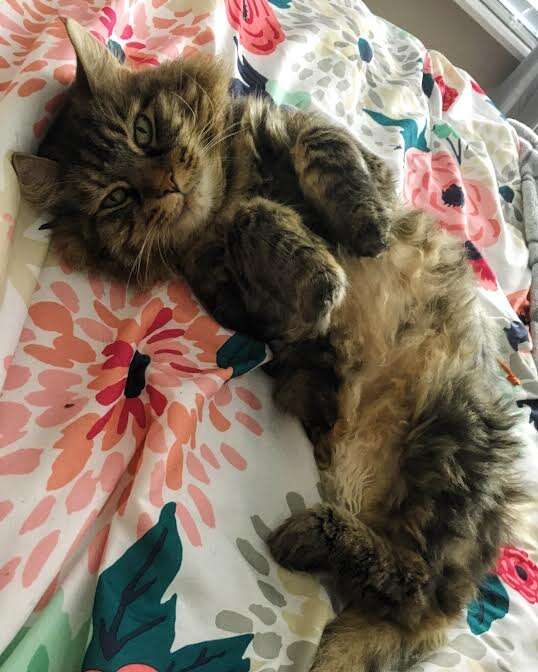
(454, 0, 538, 59)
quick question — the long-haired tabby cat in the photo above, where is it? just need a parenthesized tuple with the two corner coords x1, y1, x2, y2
(13, 19, 523, 672)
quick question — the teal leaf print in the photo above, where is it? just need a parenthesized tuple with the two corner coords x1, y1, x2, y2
(269, 0, 292, 6)
(467, 574, 509, 635)
(358, 37, 373, 63)
(499, 185, 514, 203)
(422, 72, 434, 97)
(107, 39, 125, 65)
(363, 109, 429, 152)
(217, 333, 267, 379)
(83, 503, 253, 671)
(266, 81, 311, 109)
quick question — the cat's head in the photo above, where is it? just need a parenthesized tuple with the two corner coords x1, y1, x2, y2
(12, 18, 231, 287)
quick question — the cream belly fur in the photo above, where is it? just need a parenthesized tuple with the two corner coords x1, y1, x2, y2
(324, 210, 495, 516)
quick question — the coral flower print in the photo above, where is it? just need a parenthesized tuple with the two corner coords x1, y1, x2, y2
(496, 546, 538, 604)
(26, 370, 88, 428)
(226, 0, 285, 55)
(404, 149, 501, 248)
(12, 275, 265, 549)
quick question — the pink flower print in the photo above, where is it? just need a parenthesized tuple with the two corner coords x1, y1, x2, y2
(87, 666, 157, 672)
(90, 6, 159, 68)
(225, 0, 285, 55)
(0, 3, 102, 101)
(404, 149, 501, 248)
(18, 274, 265, 546)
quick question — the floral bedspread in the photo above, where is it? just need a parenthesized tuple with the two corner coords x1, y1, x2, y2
(0, 2, 537, 672)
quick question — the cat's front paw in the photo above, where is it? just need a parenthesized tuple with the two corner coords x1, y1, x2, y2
(347, 205, 391, 258)
(267, 509, 330, 572)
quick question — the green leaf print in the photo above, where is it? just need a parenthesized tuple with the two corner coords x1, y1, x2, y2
(27, 646, 48, 672)
(83, 502, 253, 671)
(433, 122, 460, 140)
(0, 590, 90, 672)
(266, 81, 311, 110)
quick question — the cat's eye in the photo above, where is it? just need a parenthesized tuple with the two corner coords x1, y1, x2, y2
(134, 113, 153, 147)
(101, 187, 129, 210)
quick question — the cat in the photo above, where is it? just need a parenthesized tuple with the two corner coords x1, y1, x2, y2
(13, 19, 523, 672)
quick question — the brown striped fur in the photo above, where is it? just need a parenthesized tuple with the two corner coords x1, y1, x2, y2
(12, 20, 523, 672)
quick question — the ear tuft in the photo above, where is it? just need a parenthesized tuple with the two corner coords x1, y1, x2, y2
(12, 152, 60, 210)
(64, 17, 120, 94)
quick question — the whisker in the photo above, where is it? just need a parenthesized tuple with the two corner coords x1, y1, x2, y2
(144, 225, 161, 286)
(200, 120, 242, 154)
(201, 127, 245, 156)
(182, 70, 215, 119)
(129, 210, 159, 290)
(169, 90, 196, 120)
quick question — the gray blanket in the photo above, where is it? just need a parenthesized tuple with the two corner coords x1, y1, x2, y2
(511, 118, 538, 369)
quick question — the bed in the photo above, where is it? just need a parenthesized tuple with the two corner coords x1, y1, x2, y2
(0, 1, 537, 671)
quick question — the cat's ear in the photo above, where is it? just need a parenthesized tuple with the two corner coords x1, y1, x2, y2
(11, 152, 60, 210)
(64, 18, 120, 95)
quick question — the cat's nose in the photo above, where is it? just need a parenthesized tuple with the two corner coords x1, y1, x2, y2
(162, 171, 180, 195)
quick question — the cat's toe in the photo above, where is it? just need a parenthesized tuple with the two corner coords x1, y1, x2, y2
(267, 510, 330, 572)
(349, 209, 390, 258)
(306, 264, 347, 336)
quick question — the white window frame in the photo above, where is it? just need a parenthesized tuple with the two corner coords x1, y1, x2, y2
(453, 0, 537, 60)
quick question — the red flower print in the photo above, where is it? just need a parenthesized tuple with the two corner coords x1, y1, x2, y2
(86, 306, 190, 441)
(496, 546, 538, 603)
(225, 0, 285, 55)
(464, 241, 497, 291)
(471, 79, 486, 95)
(434, 74, 459, 112)
(405, 149, 502, 248)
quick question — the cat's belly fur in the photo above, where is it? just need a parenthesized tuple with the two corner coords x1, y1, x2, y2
(322, 211, 494, 516)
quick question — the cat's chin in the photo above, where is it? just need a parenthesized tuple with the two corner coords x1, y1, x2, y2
(175, 162, 221, 237)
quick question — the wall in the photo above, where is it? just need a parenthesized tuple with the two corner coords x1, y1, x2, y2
(366, 0, 518, 90)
